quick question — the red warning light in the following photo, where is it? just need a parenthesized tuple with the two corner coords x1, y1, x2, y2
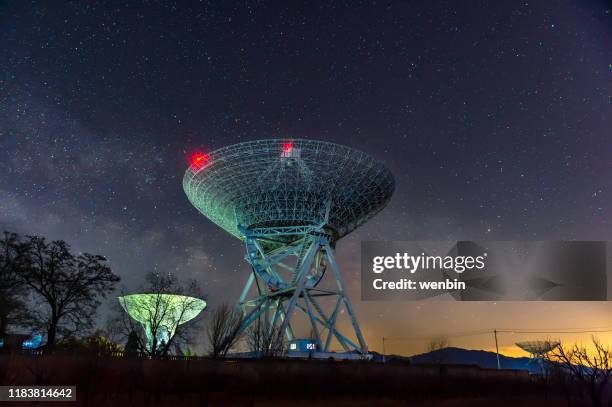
(190, 152, 209, 168)
(282, 142, 293, 153)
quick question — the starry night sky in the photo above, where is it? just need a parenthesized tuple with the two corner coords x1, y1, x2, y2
(1, 1, 611, 356)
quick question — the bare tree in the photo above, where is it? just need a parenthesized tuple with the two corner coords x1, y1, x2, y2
(17, 236, 120, 350)
(427, 336, 450, 364)
(246, 316, 287, 358)
(543, 337, 612, 407)
(0, 232, 30, 335)
(205, 303, 243, 358)
(112, 272, 205, 356)
(428, 336, 449, 353)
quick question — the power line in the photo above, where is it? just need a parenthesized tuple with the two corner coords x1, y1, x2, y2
(498, 329, 612, 334)
(383, 327, 612, 342)
(384, 330, 492, 341)
(499, 325, 612, 332)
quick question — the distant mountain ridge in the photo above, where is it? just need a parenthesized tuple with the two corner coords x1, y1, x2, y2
(374, 347, 540, 373)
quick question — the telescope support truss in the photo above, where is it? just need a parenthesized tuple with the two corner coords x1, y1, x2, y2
(237, 225, 367, 354)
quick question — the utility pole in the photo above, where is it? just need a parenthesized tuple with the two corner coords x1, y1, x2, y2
(494, 329, 501, 370)
(382, 337, 386, 363)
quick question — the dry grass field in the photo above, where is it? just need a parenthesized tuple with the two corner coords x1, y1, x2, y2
(0, 353, 585, 406)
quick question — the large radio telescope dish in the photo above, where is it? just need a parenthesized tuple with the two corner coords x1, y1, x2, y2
(183, 139, 394, 243)
(516, 340, 560, 375)
(516, 340, 560, 356)
(183, 139, 394, 355)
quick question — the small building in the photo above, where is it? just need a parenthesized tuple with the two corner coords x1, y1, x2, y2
(0, 333, 30, 352)
(288, 339, 317, 353)
(22, 334, 42, 349)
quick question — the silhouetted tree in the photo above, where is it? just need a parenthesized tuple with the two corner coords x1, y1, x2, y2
(427, 336, 450, 364)
(246, 316, 287, 357)
(205, 303, 243, 358)
(0, 232, 30, 335)
(124, 330, 140, 356)
(112, 272, 205, 356)
(543, 337, 612, 407)
(16, 236, 120, 350)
